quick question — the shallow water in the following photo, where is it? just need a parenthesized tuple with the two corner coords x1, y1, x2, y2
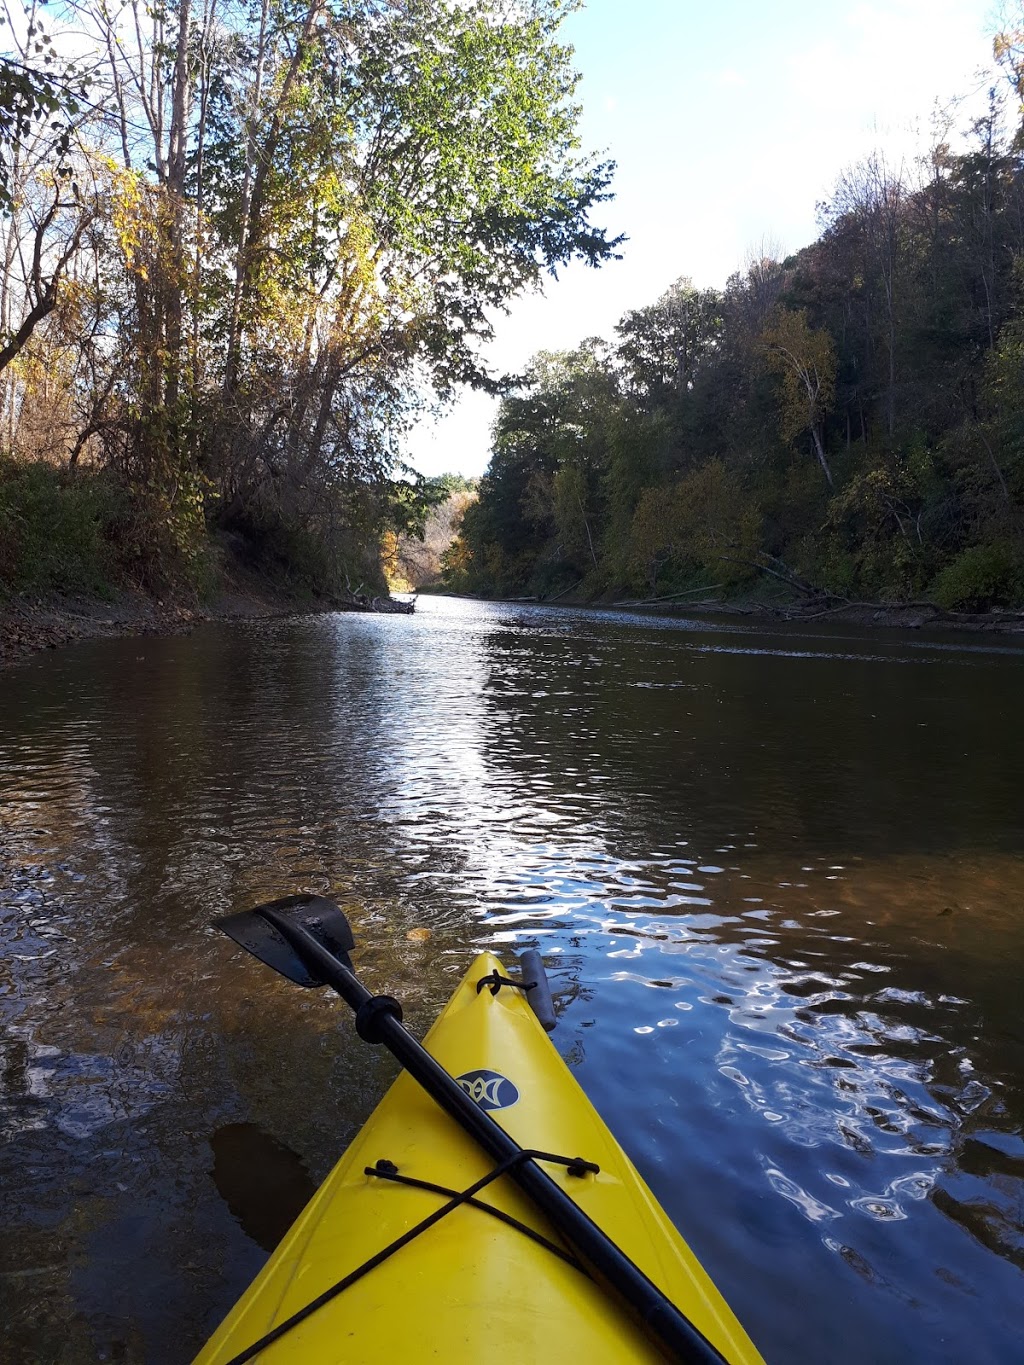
(1, 596, 1022, 1362)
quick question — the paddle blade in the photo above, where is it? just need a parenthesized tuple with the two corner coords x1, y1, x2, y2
(215, 894, 356, 988)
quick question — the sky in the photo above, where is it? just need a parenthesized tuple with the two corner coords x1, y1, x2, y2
(406, 0, 1003, 479)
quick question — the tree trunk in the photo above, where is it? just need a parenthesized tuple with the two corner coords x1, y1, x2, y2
(163, 0, 191, 411)
(810, 425, 833, 488)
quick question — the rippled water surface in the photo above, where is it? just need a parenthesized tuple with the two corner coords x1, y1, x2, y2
(2, 597, 1023, 1363)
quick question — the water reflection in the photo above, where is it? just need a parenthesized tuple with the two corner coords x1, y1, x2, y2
(1, 597, 1022, 1363)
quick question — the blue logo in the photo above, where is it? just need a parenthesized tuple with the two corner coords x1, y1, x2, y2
(454, 1069, 520, 1111)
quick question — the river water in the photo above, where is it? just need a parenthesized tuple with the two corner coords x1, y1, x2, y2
(1, 595, 1022, 1363)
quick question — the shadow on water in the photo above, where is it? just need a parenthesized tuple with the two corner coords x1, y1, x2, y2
(209, 1123, 317, 1253)
(1, 597, 1023, 1362)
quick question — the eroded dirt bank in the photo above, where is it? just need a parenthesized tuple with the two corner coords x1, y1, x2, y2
(0, 586, 315, 670)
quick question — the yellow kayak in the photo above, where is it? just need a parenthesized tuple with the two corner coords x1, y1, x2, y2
(199, 901, 764, 1364)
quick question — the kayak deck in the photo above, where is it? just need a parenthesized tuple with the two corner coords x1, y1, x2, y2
(196, 951, 763, 1364)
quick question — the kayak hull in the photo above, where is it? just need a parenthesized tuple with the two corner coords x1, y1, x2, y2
(196, 952, 763, 1364)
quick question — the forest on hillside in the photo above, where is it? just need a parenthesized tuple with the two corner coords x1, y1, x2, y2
(448, 32, 1024, 613)
(0, 0, 615, 602)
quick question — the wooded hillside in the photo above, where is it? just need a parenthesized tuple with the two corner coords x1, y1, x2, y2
(449, 35, 1024, 614)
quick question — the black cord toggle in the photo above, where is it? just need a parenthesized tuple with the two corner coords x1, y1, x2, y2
(565, 1156, 599, 1178)
(477, 970, 536, 996)
(355, 994, 404, 1043)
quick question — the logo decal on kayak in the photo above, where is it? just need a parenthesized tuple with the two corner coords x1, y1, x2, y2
(454, 1069, 520, 1111)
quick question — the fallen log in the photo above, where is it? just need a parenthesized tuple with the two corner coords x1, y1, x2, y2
(343, 593, 416, 614)
(611, 584, 725, 607)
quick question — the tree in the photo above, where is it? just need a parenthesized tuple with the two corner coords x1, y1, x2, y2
(0, 0, 95, 404)
(615, 277, 723, 405)
(0, 0, 621, 590)
(825, 153, 908, 438)
(450, 340, 618, 592)
(761, 307, 836, 486)
(628, 460, 760, 593)
(194, 0, 623, 548)
(391, 478, 475, 588)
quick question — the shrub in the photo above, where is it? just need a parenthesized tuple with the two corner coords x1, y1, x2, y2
(930, 542, 1022, 611)
(0, 459, 122, 594)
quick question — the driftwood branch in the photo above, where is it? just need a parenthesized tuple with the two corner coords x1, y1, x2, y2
(340, 589, 415, 614)
(714, 554, 826, 597)
(546, 581, 583, 603)
(611, 584, 725, 607)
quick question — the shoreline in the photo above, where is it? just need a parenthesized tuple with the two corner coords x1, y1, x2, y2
(4, 585, 1023, 671)
(606, 596, 1024, 634)
(426, 587, 1024, 635)
(0, 587, 308, 670)
(0, 576, 383, 670)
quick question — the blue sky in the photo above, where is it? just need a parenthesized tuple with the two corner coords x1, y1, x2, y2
(407, 0, 1000, 478)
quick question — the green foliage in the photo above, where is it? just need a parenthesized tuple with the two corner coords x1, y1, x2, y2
(931, 542, 1023, 610)
(250, 518, 336, 596)
(822, 442, 936, 596)
(446, 340, 621, 594)
(552, 463, 594, 567)
(616, 278, 724, 405)
(627, 461, 761, 593)
(0, 0, 623, 603)
(0, 459, 120, 594)
(0, 25, 88, 211)
(226, 494, 383, 600)
(439, 534, 473, 593)
(456, 83, 1024, 612)
(430, 472, 477, 496)
(387, 474, 450, 542)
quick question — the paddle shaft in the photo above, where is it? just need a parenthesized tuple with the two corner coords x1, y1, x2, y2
(262, 907, 727, 1365)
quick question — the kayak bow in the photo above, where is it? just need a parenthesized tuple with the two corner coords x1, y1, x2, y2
(197, 897, 764, 1364)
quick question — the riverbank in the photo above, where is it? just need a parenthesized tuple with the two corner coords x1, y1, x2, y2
(0, 521, 423, 669)
(470, 585, 1024, 634)
(0, 582, 420, 670)
(617, 595, 1024, 633)
(5, 581, 1022, 672)
(0, 585, 307, 670)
